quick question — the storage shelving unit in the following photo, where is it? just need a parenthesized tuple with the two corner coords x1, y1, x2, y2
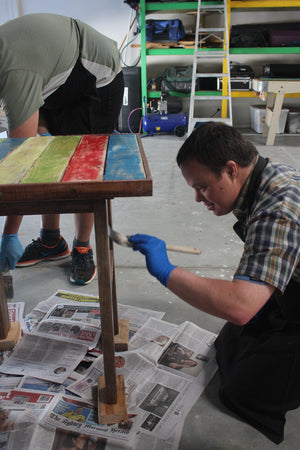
(140, 0, 300, 118)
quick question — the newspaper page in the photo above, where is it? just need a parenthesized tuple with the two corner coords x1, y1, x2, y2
(130, 317, 217, 385)
(0, 408, 41, 450)
(66, 349, 202, 441)
(0, 334, 88, 383)
(40, 394, 137, 446)
(67, 351, 155, 404)
(29, 421, 183, 450)
(1, 290, 219, 450)
(32, 318, 101, 350)
(8, 302, 25, 331)
(24, 290, 165, 337)
(1, 388, 56, 410)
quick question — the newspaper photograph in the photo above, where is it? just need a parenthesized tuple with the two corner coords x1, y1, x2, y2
(0, 334, 88, 383)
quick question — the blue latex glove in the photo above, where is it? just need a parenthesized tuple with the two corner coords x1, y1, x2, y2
(129, 234, 176, 287)
(40, 132, 52, 136)
(0, 234, 23, 271)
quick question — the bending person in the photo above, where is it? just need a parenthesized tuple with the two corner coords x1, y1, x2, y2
(0, 13, 124, 285)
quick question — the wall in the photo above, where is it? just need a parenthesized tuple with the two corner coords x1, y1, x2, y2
(0, 0, 131, 48)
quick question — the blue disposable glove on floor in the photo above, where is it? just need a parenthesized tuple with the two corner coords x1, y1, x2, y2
(129, 234, 176, 287)
(0, 234, 23, 271)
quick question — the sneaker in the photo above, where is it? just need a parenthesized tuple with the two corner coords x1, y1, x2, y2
(70, 246, 96, 285)
(16, 236, 70, 267)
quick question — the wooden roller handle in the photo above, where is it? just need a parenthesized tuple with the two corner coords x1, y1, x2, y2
(166, 244, 201, 255)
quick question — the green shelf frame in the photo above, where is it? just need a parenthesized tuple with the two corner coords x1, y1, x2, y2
(140, 0, 300, 117)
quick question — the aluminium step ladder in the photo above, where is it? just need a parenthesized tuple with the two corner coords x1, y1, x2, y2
(188, 0, 232, 136)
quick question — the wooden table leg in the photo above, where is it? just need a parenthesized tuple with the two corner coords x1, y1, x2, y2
(0, 266, 10, 340)
(94, 199, 128, 424)
(263, 90, 285, 146)
(94, 199, 117, 404)
(108, 199, 119, 335)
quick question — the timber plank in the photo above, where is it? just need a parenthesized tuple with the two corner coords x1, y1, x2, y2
(22, 136, 80, 184)
(104, 134, 146, 181)
(62, 135, 108, 182)
(0, 137, 53, 184)
(0, 138, 27, 162)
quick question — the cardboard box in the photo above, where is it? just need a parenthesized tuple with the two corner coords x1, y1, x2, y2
(249, 105, 289, 134)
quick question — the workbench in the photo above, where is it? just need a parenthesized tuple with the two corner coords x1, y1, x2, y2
(252, 78, 300, 145)
(0, 134, 152, 420)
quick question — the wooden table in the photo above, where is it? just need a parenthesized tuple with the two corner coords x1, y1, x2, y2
(0, 134, 152, 420)
(252, 78, 300, 145)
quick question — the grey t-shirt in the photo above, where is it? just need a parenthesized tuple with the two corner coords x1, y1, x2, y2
(0, 13, 120, 131)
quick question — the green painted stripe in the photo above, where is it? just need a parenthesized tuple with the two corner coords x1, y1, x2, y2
(0, 136, 53, 184)
(22, 136, 81, 183)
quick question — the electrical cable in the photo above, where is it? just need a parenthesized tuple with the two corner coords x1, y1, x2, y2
(120, 10, 141, 68)
(127, 107, 143, 134)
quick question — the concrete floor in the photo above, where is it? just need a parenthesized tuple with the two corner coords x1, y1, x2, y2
(2, 131, 300, 449)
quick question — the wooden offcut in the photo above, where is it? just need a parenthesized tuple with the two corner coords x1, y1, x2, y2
(114, 319, 129, 352)
(98, 374, 128, 425)
(0, 321, 20, 351)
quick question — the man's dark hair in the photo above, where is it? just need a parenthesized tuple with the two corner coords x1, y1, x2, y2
(177, 122, 258, 175)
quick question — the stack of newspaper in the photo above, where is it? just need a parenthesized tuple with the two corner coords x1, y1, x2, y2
(0, 290, 218, 450)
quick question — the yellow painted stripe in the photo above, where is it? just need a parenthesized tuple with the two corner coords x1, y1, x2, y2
(22, 136, 81, 183)
(0, 136, 53, 184)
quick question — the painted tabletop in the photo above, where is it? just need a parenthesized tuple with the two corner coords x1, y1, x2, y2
(0, 134, 152, 211)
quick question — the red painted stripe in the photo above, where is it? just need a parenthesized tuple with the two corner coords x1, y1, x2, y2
(62, 135, 108, 182)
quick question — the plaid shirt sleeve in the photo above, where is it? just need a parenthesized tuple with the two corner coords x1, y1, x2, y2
(234, 163, 300, 293)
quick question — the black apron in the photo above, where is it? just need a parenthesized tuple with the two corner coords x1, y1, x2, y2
(215, 157, 300, 444)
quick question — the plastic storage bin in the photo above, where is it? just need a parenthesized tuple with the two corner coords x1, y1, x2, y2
(286, 110, 300, 133)
(249, 105, 289, 134)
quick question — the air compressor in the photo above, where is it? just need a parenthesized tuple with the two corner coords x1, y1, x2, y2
(142, 95, 188, 137)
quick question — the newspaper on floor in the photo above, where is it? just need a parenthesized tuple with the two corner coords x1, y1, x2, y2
(66, 320, 218, 441)
(39, 393, 138, 446)
(0, 290, 218, 450)
(0, 334, 88, 383)
(24, 290, 165, 337)
(130, 317, 217, 385)
(29, 420, 184, 450)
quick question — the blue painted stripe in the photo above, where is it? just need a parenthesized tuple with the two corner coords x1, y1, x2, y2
(0, 138, 27, 161)
(104, 134, 146, 181)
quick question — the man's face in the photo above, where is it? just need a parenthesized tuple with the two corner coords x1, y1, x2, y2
(181, 158, 240, 216)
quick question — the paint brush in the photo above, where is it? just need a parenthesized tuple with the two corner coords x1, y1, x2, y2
(3, 260, 14, 302)
(108, 226, 201, 255)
